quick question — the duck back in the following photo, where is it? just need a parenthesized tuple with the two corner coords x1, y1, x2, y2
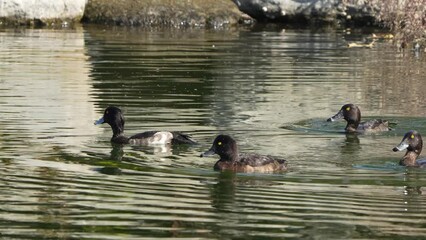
(215, 153, 287, 173)
(359, 119, 389, 132)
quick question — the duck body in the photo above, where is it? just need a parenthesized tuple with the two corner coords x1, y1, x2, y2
(200, 135, 287, 173)
(393, 130, 426, 167)
(327, 103, 390, 133)
(213, 153, 287, 172)
(95, 106, 196, 145)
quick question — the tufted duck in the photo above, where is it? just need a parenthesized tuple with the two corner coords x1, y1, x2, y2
(393, 130, 426, 167)
(95, 106, 196, 145)
(200, 135, 287, 173)
(327, 103, 389, 133)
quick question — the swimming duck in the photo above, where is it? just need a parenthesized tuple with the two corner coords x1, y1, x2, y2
(327, 103, 390, 133)
(393, 130, 426, 167)
(200, 135, 287, 173)
(95, 106, 196, 145)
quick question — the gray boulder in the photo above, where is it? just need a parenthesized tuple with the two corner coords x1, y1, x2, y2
(232, 0, 376, 23)
(0, 0, 86, 25)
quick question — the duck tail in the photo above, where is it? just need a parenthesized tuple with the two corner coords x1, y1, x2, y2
(276, 159, 288, 171)
(171, 132, 197, 145)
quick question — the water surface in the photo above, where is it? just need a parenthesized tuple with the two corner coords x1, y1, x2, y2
(1, 25, 426, 239)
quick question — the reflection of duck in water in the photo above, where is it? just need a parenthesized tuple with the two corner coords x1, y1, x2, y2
(371, 33, 394, 40)
(200, 135, 287, 173)
(347, 39, 377, 48)
(209, 171, 281, 212)
(393, 130, 426, 167)
(327, 104, 390, 133)
(403, 168, 423, 196)
(210, 171, 236, 211)
(110, 143, 125, 161)
(340, 133, 361, 155)
(91, 144, 124, 175)
(130, 144, 174, 155)
(95, 106, 196, 145)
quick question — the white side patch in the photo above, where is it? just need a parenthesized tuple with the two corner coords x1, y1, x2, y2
(149, 132, 173, 145)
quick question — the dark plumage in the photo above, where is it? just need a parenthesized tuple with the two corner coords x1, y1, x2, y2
(327, 103, 389, 133)
(94, 106, 196, 145)
(393, 130, 426, 167)
(200, 135, 287, 173)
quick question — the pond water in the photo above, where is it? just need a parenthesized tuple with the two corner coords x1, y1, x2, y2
(1, 25, 426, 239)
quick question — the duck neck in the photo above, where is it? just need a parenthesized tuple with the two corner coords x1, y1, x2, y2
(400, 151, 419, 167)
(220, 149, 239, 162)
(111, 135, 130, 144)
(109, 122, 125, 139)
(345, 121, 360, 132)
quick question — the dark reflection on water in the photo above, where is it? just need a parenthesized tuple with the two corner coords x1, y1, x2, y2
(0, 25, 426, 239)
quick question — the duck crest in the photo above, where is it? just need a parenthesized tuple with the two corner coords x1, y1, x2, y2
(221, 142, 239, 162)
(111, 116, 125, 137)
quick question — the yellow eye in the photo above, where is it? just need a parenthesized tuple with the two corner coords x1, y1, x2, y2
(217, 142, 222, 146)
(411, 134, 415, 139)
(345, 107, 350, 111)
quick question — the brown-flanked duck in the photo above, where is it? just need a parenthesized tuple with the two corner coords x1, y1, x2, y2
(200, 135, 287, 173)
(393, 130, 426, 167)
(95, 106, 196, 145)
(327, 103, 390, 133)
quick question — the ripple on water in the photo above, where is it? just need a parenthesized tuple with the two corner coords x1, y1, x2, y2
(1, 27, 426, 239)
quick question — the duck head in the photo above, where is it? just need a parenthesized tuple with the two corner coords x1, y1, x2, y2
(95, 106, 125, 137)
(393, 130, 423, 166)
(327, 104, 361, 131)
(200, 135, 239, 161)
(393, 130, 422, 154)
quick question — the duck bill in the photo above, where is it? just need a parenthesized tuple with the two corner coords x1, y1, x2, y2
(393, 140, 409, 152)
(327, 110, 344, 122)
(199, 148, 216, 158)
(94, 117, 105, 125)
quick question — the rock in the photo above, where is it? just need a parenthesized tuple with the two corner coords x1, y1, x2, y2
(82, 0, 249, 28)
(0, 0, 377, 27)
(231, 0, 376, 24)
(0, 0, 86, 26)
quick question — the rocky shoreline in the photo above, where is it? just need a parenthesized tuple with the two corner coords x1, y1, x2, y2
(0, 0, 379, 28)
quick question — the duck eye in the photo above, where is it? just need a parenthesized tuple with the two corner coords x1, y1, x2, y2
(217, 141, 222, 146)
(345, 107, 350, 111)
(411, 134, 415, 139)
